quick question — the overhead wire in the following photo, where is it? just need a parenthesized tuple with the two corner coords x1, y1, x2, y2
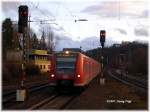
(61, 0, 81, 39)
(29, 1, 73, 38)
(62, 1, 76, 20)
(30, 1, 56, 21)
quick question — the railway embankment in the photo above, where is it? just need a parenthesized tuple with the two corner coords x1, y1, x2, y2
(65, 69, 148, 110)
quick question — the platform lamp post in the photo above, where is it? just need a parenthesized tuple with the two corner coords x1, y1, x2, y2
(17, 5, 28, 101)
(100, 30, 106, 85)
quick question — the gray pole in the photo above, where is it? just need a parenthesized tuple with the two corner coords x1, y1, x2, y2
(21, 27, 27, 88)
(27, 15, 31, 62)
(100, 44, 105, 85)
(100, 30, 106, 85)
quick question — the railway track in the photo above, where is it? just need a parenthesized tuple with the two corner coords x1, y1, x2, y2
(3, 83, 49, 104)
(29, 94, 77, 110)
(108, 70, 147, 92)
(3, 83, 79, 110)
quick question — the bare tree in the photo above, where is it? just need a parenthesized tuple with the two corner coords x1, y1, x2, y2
(40, 30, 47, 50)
(30, 33, 39, 49)
(47, 28, 54, 53)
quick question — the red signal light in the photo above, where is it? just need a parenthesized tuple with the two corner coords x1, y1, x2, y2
(100, 34, 105, 36)
(18, 5, 28, 33)
(100, 30, 106, 36)
(100, 30, 106, 46)
(24, 11, 27, 15)
(100, 32, 106, 36)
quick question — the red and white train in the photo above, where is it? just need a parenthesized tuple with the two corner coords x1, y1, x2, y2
(49, 48, 101, 88)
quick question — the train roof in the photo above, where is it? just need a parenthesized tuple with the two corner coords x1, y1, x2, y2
(63, 48, 83, 52)
(55, 51, 99, 64)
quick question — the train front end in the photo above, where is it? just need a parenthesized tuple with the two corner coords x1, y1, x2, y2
(49, 51, 78, 88)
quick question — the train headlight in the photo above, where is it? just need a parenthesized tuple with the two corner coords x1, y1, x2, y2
(77, 74, 80, 78)
(51, 74, 55, 78)
(65, 51, 69, 54)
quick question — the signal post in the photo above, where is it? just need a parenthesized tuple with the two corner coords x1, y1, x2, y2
(16, 5, 28, 101)
(100, 30, 106, 85)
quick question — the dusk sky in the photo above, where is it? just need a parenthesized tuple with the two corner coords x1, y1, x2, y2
(1, 0, 149, 50)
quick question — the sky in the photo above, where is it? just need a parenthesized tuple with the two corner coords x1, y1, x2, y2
(1, 0, 149, 50)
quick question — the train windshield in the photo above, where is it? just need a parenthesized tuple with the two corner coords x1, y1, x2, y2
(56, 57, 76, 74)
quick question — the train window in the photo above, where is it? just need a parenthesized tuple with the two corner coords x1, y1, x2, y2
(56, 57, 76, 74)
(40, 65, 42, 69)
(45, 56, 46, 60)
(46, 56, 49, 60)
(83, 57, 89, 75)
(40, 56, 41, 60)
(43, 65, 45, 69)
(34, 56, 36, 60)
(57, 57, 76, 62)
(36, 56, 38, 59)
(37, 56, 39, 60)
(40, 56, 42, 60)
(57, 61, 75, 67)
(48, 65, 50, 69)
(29, 55, 34, 60)
(44, 56, 46, 60)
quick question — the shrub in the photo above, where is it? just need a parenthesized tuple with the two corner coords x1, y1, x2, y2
(2, 63, 22, 81)
(2, 64, 12, 81)
(25, 64, 40, 75)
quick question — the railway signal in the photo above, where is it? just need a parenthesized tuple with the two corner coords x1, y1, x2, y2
(17, 5, 29, 102)
(100, 30, 106, 48)
(18, 5, 28, 33)
(99, 30, 106, 85)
